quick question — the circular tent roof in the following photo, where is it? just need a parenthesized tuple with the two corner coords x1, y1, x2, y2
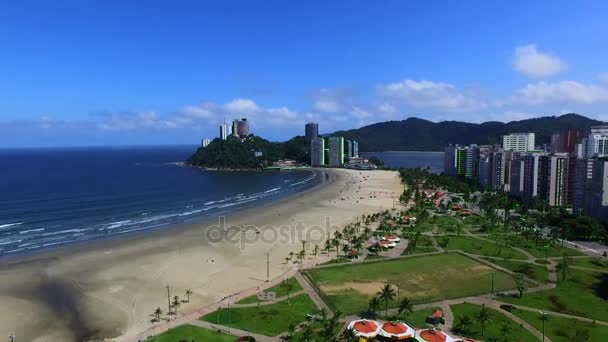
(379, 321, 415, 339)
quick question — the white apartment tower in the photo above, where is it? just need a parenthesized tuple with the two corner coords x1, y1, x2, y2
(502, 133, 535, 152)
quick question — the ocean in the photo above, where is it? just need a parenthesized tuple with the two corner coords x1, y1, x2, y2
(0, 146, 321, 257)
(360, 151, 444, 173)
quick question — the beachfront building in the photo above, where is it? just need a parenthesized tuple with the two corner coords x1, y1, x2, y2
(232, 118, 250, 137)
(202, 138, 211, 147)
(586, 126, 608, 158)
(353, 141, 359, 158)
(310, 137, 325, 166)
(305, 122, 319, 140)
(346, 140, 353, 159)
(328, 137, 345, 167)
(219, 124, 228, 140)
(490, 150, 505, 191)
(584, 158, 608, 223)
(503, 133, 535, 152)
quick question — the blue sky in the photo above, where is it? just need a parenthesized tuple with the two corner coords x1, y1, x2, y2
(1, 0, 608, 147)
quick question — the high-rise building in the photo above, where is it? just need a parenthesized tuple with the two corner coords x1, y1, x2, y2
(510, 155, 525, 199)
(490, 150, 505, 191)
(346, 140, 353, 158)
(328, 137, 344, 167)
(573, 157, 590, 215)
(353, 141, 359, 158)
(522, 153, 543, 201)
(584, 158, 608, 223)
(219, 124, 227, 140)
(478, 154, 492, 190)
(586, 126, 608, 157)
(502, 133, 535, 152)
(202, 138, 211, 147)
(232, 118, 250, 137)
(465, 145, 480, 182)
(310, 137, 325, 166)
(305, 122, 319, 140)
(444, 145, 458, 176)
(551, 134, 561, 153)
(545, 153, 570, 207)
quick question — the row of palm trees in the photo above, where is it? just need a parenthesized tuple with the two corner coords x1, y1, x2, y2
(151, 289, 193, 323)
(281, 307, 344, 342)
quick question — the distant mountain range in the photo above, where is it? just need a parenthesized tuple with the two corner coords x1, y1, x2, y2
(327, 113, 606, 152)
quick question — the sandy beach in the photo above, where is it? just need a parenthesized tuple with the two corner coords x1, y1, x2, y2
(0, 168, 402, 342)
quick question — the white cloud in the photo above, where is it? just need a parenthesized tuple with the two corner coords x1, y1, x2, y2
(378, 79, 486, 112)
(378, 102, 396, 115)
(223, 98, 260, 114)
(314, 100, 340, 113)
(599, 72, 608, 83)
(512, 44, 566, 79)
(512, 81, 608, 105)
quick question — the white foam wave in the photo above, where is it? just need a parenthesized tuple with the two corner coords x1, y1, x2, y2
(19, 228, 46, 234)
(0, 222, 23, 230)
(264, 187, 281, 193)
(290, 172, 317, 186)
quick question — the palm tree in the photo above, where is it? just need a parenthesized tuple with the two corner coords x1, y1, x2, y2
(184, 289, 193, 303)
(476, 304, 491, 336)
(342, 328, 358, 342)
(342, 244, 351, 258)
(397, 297, 413, 321)
(378, 284, 396, 317)
(172, 295, 181, 314)
(153, 307, 163, 322)
(288, 251, 294, 260)
(368, 296, 381, 318)
(284, 257, 290, 264)
(313, 244, 319, 258)
(455, 314, 472, 335)
(324, 239, 332, 254)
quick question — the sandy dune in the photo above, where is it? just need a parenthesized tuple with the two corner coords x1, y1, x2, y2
(0, 168, 402, 341)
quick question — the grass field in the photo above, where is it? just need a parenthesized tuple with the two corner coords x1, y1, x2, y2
(381, 307, 442, 329)
(510, 308, 608, 342)
(570, 257, 608, 271)
(200, 294, 318, 336)
(402, 234, 437, 255)
(487, 234, 584, 258)
(499, 267, 608, 321)
(451, 303, 538, 341)
(147, 324, 236, 342)
(306, 253, 517, 314)
(485, 258, 549, 283)
(438, 236, 528, 260)
(236, 277, 303, 304)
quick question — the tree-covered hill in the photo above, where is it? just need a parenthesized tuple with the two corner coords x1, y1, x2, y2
(328, 113, 605, 152)
(186, 135, 310, 169)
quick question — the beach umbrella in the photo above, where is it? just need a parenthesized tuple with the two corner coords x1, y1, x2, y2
(346, 319, 381, 338)
(379, 321, 415, 340)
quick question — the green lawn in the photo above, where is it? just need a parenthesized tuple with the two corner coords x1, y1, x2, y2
(485, 258, 549, 283)
(570, 257, 608, 272)
(488, 234, 584, 258)
(438, 235, 528, 260)
(382, 307, 442, 329)
(200, 294, 318, 336)
(402, 235, 437, 255)
(451, 303, 538, 341)
(146, 324, 236, 342)
(236, 277, 303, 304)
(510, 308, 608, 342)
(499, 267, 608, 321)
(306, 253, 517, 314)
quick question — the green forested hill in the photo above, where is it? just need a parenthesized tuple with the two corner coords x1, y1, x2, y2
(328, 113, 605, 151)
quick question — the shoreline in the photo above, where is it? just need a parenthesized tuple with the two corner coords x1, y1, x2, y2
(0, 168, 403, 342)
(0, 168, 320, 263)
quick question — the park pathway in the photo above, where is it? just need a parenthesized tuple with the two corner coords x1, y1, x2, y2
(294, 271, 333, 315)
(231, 290, 306, 308)
(190, 320, 279, 342)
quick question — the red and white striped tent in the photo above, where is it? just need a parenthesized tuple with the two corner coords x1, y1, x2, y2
(378, 321, 416, 340)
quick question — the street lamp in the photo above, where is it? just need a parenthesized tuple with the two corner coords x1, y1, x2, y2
(539, 310, 547, 342)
